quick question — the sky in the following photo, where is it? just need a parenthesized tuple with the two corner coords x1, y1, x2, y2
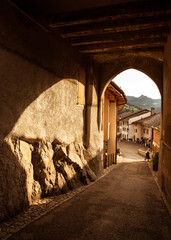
(112, 69, 161, 99)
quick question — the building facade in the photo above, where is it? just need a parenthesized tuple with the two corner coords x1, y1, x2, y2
(117, 109, 151, 140)
(131, 112, 160, 147)
(104, 82, 127, 168)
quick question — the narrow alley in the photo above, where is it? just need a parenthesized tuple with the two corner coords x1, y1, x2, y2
(0, 1, 171, 240)
(6, 142, 171, 240)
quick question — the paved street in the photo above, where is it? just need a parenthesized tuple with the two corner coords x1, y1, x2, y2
(117, 140, 148, 162)
(7, 142, 171, 240)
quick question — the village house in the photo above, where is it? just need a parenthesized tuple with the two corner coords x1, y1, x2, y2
(117, 109, 152, 140)
(104, 82, 127, 168)
(151, 114, 160, 156)
(132, 112, 160, 148)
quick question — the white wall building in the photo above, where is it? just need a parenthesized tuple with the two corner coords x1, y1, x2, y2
(118, 108, 154, 141)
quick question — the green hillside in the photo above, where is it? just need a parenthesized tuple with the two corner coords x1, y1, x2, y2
(119, 103, 139, 113)
(119, 95, 161, 113)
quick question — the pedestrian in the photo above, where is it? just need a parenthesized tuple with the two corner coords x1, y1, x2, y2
(145, 148, 150, 161)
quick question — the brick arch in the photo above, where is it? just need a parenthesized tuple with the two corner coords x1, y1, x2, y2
(100, 55, 163, 97)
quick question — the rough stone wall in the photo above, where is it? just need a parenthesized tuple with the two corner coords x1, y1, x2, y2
(0, 1, 102, 221)
(0, 137, 96, 221)
(159, 33, 171, 208)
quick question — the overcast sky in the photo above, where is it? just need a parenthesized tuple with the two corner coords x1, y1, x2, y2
(112, 69, 161, 99)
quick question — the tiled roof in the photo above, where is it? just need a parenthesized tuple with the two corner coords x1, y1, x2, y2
(108, 82, 127, 111)
(133, 113, 160, 130)
(118, 109, 150, 121)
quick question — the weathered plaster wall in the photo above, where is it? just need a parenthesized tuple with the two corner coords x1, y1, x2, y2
(0, 0, 102, 221)
(84, 65, 103, 176)
(108, 101, 117, 156)
(0, 47, 84, 143)
(158, 33, 171, 208)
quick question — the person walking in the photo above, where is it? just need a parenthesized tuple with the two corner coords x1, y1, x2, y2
(145, 148, 150, 161)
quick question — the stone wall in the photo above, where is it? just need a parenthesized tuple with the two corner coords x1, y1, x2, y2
(0, 137, 96, 221)
(0, 0, 102, 221)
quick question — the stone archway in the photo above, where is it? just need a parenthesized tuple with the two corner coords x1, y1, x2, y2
(100, 55, 163, 98)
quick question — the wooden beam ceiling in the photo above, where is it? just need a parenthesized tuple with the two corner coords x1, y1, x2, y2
(48, 1, 171, 28)
(69, 27, 170, 46)
(50, 13, 171, 38)
(12, 0, 171, 63)
(46, 0, 171, 60)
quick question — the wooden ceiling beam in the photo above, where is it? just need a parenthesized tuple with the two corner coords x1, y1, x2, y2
(58, 14, 171, 38)
(77, 37, 167, 52)
(70, 27, 170, 46)
(79, 42, 166, 54)
(86, 46, 164, 56)
(48, 1, 171, 28)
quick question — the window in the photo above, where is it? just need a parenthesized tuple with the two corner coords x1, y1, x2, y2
(147, 129, 149, 134)
(134, 129, 137, 133)
(77, 79, 85, 105)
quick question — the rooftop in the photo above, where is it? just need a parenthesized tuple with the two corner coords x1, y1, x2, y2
(106, 82, 127, 111)
(118, 108, 150, 121)
(133, 112, 161, 130)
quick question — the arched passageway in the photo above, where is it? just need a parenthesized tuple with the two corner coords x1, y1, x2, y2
(101, 65, 161, 166)
(99, 42, 171, 210)
(0, 0, 171, 223)
(113, 68, 160, 154)
(100, 56, 163, 98)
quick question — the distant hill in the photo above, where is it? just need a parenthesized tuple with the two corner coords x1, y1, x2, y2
(119, 95, 161, 113)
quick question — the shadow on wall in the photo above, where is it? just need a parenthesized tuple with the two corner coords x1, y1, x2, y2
(0, 0, 87, 142)
(0, 59, 90, 221)
(0, 139, 28, 222)
(0, 49, 99, 222)
(0, 0, 101, 223)
(0, 46, 80, 140)
(0, 137, 97, 222)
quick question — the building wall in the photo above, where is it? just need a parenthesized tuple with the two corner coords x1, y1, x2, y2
(133, 124, 143, 140)
(0, 0, 102, 221)
(128, 112, 151, 124)
(128, 124, 135, 140)
(128, 112, 151, 139)
(103, 92, 117, 167)
(153, 129, 160, 148)
(159, 32, 171, 208)
(118, 120, 128, 139)
(122, 120, 129, 139)
(108, 101, 117, 163)
(104, 97, 110, 142)
(152, 129, 160, 155)
(143, 127, 152, 140)
(128, 112, 151, 140)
